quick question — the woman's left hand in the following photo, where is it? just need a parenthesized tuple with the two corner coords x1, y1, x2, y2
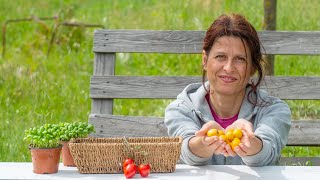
(224, 119, 263, 157)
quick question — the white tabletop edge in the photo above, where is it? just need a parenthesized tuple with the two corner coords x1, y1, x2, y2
(1, 162, 320, 180)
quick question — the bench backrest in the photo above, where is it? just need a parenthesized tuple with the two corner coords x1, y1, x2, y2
(89, 30, 320, 165)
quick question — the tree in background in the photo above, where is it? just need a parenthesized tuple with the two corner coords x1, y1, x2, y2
(264, 0, 277, 75)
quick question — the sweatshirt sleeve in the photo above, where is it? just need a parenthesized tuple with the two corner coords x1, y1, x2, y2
(242, 99, 291, 166)
(164, 100, 211, 165)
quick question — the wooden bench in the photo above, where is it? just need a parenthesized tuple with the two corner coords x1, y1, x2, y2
(88, 30, 320, 165)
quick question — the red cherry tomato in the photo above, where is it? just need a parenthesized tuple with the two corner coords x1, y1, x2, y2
(138, 164, 151, 177)
(124, 163, 137, 179)
(123, 158, 135, 170)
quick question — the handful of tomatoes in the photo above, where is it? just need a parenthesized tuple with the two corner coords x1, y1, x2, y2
(123, 158, 151, 178)
(206, 128, 243, 150)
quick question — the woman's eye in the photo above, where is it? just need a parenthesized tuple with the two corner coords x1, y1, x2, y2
(236, 57, 246, 62)
(215, 55, 225, 59)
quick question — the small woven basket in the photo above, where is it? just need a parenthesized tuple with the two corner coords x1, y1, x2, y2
(68, 136, 182, 174)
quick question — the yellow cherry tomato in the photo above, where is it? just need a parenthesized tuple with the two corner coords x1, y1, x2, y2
(233, 129, 243, 139)
(231, 137, 241, 150)
(218, 130, 225, 136)
(219, 135, 226, 141)
(226, 131, 234, 141)
(206, 129, 218, 137)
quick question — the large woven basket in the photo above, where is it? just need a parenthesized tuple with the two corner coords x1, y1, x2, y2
(68, 136, 182, 174)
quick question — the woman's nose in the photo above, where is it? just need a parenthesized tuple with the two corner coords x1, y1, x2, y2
(223, 59, 234, 73)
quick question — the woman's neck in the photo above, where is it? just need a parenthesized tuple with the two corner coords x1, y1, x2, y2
(209, 91, 245, 118)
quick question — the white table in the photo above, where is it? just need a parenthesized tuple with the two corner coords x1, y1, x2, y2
(1, 162, 320, 180)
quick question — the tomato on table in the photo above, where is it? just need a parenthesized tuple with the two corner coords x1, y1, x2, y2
(138, 164, 151, 177)
(124, 163, 137, 179)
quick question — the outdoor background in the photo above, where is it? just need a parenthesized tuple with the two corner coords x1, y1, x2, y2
(0, 0, 319, 162)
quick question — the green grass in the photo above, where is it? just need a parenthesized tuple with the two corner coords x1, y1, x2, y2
(0, 0, 319, 162)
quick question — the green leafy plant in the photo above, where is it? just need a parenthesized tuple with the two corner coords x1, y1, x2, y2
(24, 123, 61, 148)
(59, 121, 95, 141)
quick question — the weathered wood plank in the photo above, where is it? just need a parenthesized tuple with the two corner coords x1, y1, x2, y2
(279, 157, 320, 166)
(90, 76, 320, 100)
(93, 30, 320, 55)
(89, 114, 166, 137)
(259, 31, 320, 55)
(94, 30, 203, 54)
(91, 53, 115, 114)
(288, 120, 320, 146)
(89, 114, 320, 146)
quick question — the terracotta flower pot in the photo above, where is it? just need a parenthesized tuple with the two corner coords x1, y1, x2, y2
(61, 141, 76, 166)
(30, 146, 62, 174)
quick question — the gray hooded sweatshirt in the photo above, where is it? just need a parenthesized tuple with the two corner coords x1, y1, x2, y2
(164, 82, 291, 166)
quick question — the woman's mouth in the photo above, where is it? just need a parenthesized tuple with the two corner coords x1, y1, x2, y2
(219, 75, 237, 83)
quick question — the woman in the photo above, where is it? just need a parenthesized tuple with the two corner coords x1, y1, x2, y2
(164, 14, 291, 166)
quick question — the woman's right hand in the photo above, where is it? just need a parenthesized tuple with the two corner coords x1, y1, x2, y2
(189, 121, 227, 158)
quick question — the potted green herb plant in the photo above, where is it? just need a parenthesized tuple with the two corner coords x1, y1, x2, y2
(24, 123, 62, 174)
(59, 121, 95, 166)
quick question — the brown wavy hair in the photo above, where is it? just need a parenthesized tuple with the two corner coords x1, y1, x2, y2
(202, 13, 266, 106)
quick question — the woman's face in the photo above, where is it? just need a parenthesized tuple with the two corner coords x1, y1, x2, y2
(203, 36, 254, 96)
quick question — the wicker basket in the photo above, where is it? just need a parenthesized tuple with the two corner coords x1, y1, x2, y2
(68, 136, 182, 174)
